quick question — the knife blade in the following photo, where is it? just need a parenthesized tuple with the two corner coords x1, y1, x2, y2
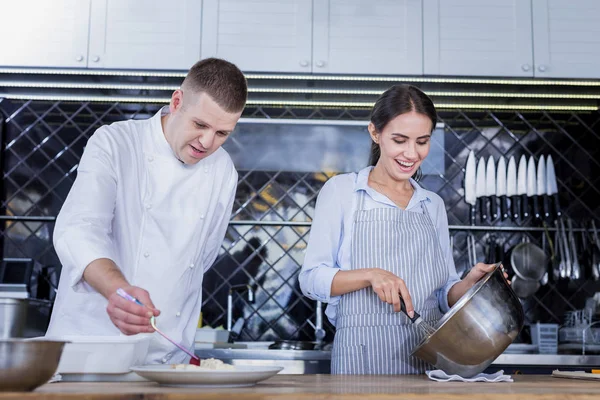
(486, 156, 498, 221)
(464, 150, 477, 224)
(537, 155, 549, 220)
(496, 157, 508, 220)
(476, 157, 487, 222)
(517, 155, 529, 219)
(527, 155, 538, 219)
(507, 156, 518, 221)
(546, 154, 561, 218)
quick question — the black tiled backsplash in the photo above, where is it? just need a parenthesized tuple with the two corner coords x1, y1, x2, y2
(1, 98, 599, 342)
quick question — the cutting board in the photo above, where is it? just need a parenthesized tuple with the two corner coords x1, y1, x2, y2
(552, 370, 600, 381)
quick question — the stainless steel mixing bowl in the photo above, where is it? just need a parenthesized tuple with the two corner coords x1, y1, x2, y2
(0, 339, 67, 391)
(411, 264, 524, 377)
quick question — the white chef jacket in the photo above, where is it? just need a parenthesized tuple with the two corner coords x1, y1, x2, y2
(46, 107, 237, 364)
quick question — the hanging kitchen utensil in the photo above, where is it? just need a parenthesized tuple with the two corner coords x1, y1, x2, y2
(496, 157, 508, 220)
(510, 238, 548, 282)
(476, 157, 487, 223)
(517, 155, 529, 219)
(590, 220, 600, 280)
(507, 156, 518, 221)
(558, 218, 572, 279)
(537, 155, 549, 220)
(486, 156, 498, 221)
(527, 156, 538, 220)
(464, 150, 477, 224)
(541, 223, 555, 285)
(511, 275, 541, 299)
(567, 219, 581, 280)
(546, 155, 561, 219)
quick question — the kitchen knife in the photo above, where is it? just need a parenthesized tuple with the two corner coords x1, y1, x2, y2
(506, 156, 518, 221)
(464, 150, 477, 224)
(486, 156, 498, 221)
(496, 157, 508, 220)
(537, 155, 549, 220)
(546, 154, 561, 218)
(476, 157, 487, 222)
(527, 156, 538, 220)
(517, 155, 529, 219)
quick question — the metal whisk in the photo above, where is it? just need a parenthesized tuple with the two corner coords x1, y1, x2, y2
(400, 298, 436, 338)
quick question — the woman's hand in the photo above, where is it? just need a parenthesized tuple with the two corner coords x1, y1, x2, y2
(463, 262, 509, 286)
(367, 268, 414, 317)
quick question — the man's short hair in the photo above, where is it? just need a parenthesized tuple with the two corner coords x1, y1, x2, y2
(182, 58, 248, 113)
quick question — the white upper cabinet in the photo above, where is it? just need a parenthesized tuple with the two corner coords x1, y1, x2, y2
(532, 0, 600, 78)
(88, 0, 202, 70)
(313, 0, 423, 75)
(423, 0, 534, 77)
(201, 0, 313, 73)
(0, 0, 91, 68)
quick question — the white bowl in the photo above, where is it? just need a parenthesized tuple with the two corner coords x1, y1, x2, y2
(44, 335, 151, 374)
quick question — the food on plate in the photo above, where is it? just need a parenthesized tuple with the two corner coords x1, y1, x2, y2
(171, 358, 235, 370)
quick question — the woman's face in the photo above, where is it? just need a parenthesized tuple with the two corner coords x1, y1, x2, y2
(369, 111, 433, 181)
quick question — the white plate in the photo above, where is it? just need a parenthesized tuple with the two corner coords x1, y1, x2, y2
(130, 365, 284, 387)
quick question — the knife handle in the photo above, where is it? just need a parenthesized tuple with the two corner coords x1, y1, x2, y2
(532, 194, 540, 219)
(510, 195, 519, 221)
(478, 197, 488, 223)
(552, 193, 562, 217)
(500, 195, 508, 220)
(542, 195, 550, 220)
(470, 204, 476, 225)
(489, 195, 498, 221)
(521, 194, 529, 219)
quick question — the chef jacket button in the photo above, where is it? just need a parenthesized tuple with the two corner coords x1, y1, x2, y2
(145, 203, 152, 210)
(176, 312, 181, 317)
(189, 263, 195, 269)
(204, 168, 209, 173)
(161, 357, 167, 363)
(147, 156, 154, 162)
(144, 252, 150, 258)
(200, 214, 205, 219)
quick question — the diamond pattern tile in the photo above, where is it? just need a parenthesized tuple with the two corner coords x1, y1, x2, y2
(1, 98, 600, 343)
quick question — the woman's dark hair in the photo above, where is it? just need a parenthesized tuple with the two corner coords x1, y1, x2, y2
(368, 85, 437, 181)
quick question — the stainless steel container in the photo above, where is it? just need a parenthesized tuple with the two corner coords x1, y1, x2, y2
(0, 339, 67, 391)
(411, 264, 524, 377)
(0, 298, 27, 339)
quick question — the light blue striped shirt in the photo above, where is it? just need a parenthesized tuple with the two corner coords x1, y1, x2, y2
(299, 166, 461, 327)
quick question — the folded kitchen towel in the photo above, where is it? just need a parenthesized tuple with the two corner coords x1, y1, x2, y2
(426, 369, 513, 382)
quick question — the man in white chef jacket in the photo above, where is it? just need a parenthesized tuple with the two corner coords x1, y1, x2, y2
(45, 58, 247, 365)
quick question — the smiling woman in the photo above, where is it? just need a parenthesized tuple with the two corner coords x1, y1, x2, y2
(298, 84, 498, 375)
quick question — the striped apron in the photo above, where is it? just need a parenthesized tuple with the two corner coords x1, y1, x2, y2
(331, 190, 449, 375)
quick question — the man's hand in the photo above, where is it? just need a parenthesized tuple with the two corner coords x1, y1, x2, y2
(106, 285, 160, 335)
(367, 268, 414, 316)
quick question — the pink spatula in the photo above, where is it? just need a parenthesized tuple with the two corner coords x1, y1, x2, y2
(116, 288, 200, 365)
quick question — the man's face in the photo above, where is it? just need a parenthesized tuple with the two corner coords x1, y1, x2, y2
(164, 90, 242, 165)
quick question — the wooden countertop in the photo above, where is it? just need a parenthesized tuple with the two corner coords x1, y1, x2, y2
(1, 374, 600, 400)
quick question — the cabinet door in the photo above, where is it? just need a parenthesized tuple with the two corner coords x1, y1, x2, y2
(201, 0, 313, 73)
(423, 0, 534, 77)
(88, 0, 202, 70)
(532, 0, 600, 78)
(0, 0, 90, 68)
(312, 0, 423, 75)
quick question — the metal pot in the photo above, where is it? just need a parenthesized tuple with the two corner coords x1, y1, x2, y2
(0, 298, 27, 339)
(411, 264, 524, 377)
